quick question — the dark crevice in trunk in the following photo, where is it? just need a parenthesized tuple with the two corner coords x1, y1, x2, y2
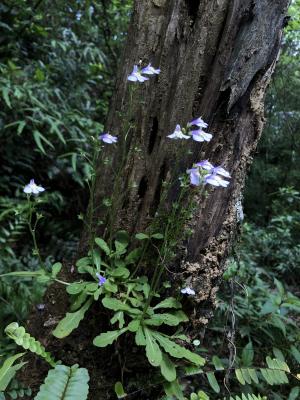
(185, 0, 200, 24)
(148, 116, 159, 154)
(138, 175, 148, 199)
(150, 160, 167, 218)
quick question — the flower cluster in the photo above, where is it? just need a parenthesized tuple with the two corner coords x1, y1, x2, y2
(168, 117, 212, 143)
(187, 160, 230, 188)
(127, 63, 160, 83)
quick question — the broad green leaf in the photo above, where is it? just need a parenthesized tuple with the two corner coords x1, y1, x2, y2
(95, 238, 110, 255)
(144, 328, 162, 367)
(76, 257, 92, 268)
(0, 353, 26, 391)
(51, 262, 62, 278)
(66, 282, 87, 295)
(93, 328, 128, 347)
(160, 353, 176, 382)
(52, 299, 92, 338)
(206, 372, 220, 393)
(110, 267, 130, 278)
(153, 297, 182, 310)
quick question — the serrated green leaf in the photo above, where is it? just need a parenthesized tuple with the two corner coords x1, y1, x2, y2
(152, 331, 205, 366)
(93, 328, 128, 347)
(95, 238, 110, 255)
(133, 327, 145, 348)
(153, 297, 182, 310)
(102, 297, 140, 314)
(144, 328, 162, 367)
(160, 353, 176, 382)
(52, 299, 92, 338)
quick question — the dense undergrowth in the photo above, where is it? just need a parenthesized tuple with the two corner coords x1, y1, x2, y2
(0, 0, 299, 399)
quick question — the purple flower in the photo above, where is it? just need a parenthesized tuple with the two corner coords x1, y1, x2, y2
(141, 63, 161, 75)
(181, 287, 195, 295)
(167, 124, 190, 140)
(23, 179, 45, 195)
(191, 129, 213, 142)
(187, 168, 201, 186)
(212, 166, 231, 178)
(99, 133, 118, 144)
(195, 160, 214, 170)
(127, 65, 149, 83)
(204, 173, 230, 187)
(188, 117, 208, 129)
(96, 273, 106, 286)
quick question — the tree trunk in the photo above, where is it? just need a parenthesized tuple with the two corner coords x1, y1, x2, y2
(91, 0, 289, 323)
(23, 0, 289, 399)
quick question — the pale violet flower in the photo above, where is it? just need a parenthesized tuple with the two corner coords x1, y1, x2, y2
(196, 160, 214, 170)
(191, 129, 213, 142)
(187, 168, 201, 186)
(23, 179, 45, 195)
(141, 63, 161, 75)
(99, 133, 118, 144)
(127, 65, 149, 83)
(212, 166, 231, 178)
(181, 287, 195, 295)
(205, 173, 230, 187)
(188, 117, 208, 129)
(96, 273, 106, 286)
(167, 125, 190, 140)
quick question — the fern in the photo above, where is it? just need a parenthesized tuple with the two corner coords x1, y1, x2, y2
(34, 364, 89, 400)
(227, 395, 267, 400)
(235, 357, 290, 387)
(5, 322, 57, 367)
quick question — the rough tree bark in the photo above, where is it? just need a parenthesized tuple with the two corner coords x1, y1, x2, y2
(23, 0, 289, 399)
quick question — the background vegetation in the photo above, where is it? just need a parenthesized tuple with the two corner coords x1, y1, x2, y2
(0, 0, 299, 398)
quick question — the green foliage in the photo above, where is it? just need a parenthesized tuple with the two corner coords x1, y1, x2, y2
(34, 364, 89, 400)
(0, 353, 26, 391)
(5, 323, 56, 367)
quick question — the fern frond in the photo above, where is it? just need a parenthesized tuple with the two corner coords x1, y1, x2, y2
(5, 322, 57, 367)
(34, 364, 89, 400)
